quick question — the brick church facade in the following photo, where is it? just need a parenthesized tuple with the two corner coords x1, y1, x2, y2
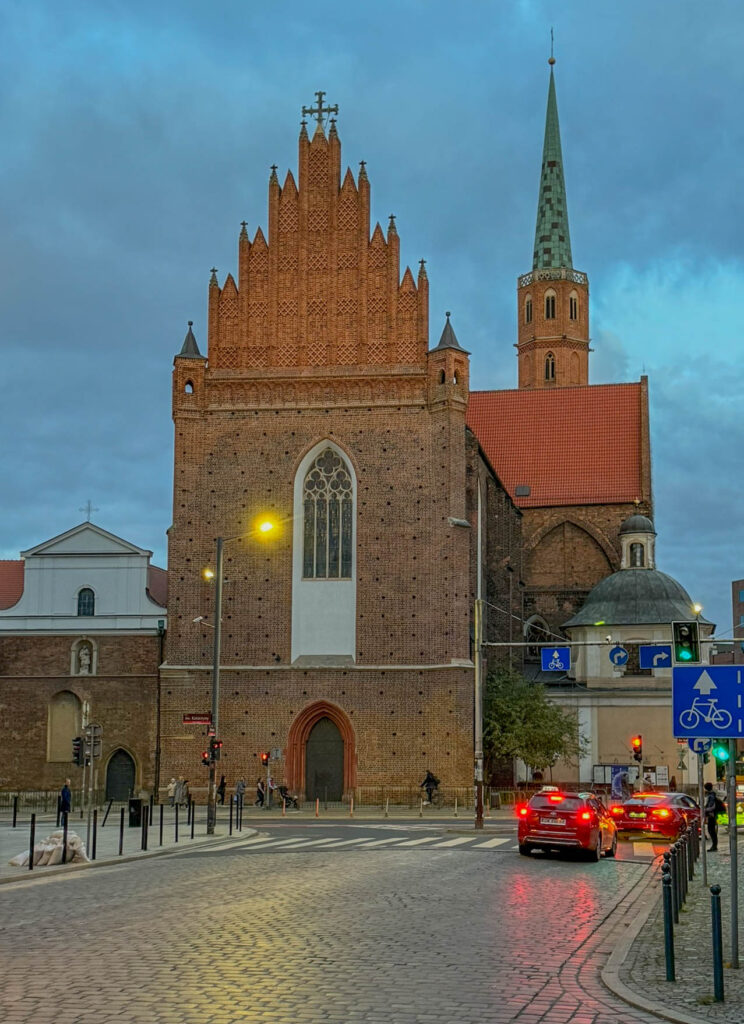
(161, 71, 652, 798)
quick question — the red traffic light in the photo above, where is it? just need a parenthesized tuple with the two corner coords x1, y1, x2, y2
(260, 751, 270, 766)
(201, 750, 210, 766)
(631, 735, 643, 762)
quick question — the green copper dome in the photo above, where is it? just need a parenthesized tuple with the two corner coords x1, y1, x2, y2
(562, 569, 711, 629)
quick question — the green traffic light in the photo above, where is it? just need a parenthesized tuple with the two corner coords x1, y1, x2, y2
(677, 648, 693, 661)
(712, 744, 730, 762)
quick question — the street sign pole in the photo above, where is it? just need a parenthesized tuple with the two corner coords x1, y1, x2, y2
(698, 751, 707, 887)
(728, 737, 739, 969)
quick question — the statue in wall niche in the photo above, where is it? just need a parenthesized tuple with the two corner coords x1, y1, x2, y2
(77, 644, 91, 675)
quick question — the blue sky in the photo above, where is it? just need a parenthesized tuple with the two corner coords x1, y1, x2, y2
(1, 1, 742, 635)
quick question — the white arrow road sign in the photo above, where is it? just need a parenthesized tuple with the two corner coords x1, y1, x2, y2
(693, 670, 717, 696)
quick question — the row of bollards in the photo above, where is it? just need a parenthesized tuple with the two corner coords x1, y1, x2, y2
(661, 823, 725, 1001)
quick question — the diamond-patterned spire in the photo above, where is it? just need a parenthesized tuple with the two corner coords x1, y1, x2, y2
(533, 67, 573, 271)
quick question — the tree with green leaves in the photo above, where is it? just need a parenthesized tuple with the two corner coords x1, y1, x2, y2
(483, 667, 585, 781)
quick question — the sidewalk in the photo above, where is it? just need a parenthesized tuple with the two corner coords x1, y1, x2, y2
(0, 803, 250, 884)
(615, 833, 744, 1024)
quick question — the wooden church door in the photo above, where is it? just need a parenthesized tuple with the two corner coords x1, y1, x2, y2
(106, 749, 136, 800)
(305, 717, 344, 801)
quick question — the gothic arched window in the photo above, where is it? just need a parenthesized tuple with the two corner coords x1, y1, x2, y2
(77, 588, 95, 616)
(525, 616, 551, 662)
(545, 352, 556, 381)
(525, 295, 533, 324)
(569, 291, 579, 321)
(303, 448, 353, 579)
(545, 290, 556, 320)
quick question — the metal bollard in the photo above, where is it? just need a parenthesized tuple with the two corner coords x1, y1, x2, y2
(12, 795, 18, 829)
(662, 866, 675, 981)
(664, 850, 678, 924)
(688, 829, 695, 881)
(140, 806, 147, 851)
(92, 809, 98, 861)
(61, 811, 69, 865)
(56, 796, 61, 828)
(238, 795, 243, 831)
(384, 798, 389, 818)
(187, 797, 192, 826)
(672, 844, 682, 912)
(119, 807, 125, 855)
(315, 798, 319, 818)
(175, 803, 179, 843)
(350, 797, 354, 818)
(29, 813, 36, 872)
(101, 798, 113, 828)
(711, 884, 724, 1001)
(230, 798, 234, 835)
(159, 804, 164, 847)
(190, 802, 195, 840)
(680, 837, 688, 902)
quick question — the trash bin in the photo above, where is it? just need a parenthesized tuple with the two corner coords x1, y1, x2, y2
(128, 798, 142, 828)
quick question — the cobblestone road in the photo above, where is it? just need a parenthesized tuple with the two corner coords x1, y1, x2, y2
(0, 839, 665, 1023)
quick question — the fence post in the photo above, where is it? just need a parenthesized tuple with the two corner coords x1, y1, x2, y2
(28, 814, 36, 872)
(119, 807, 125, 855)
(711, 885, 725, 1002)
(662, 865, 675, 982)
(61, 811, 69, 865)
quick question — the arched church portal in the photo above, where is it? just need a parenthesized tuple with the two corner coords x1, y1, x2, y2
(106, 749, 136, 801)
(286, 701, 356, 799)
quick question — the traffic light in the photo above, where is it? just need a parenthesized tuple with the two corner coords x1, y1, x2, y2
(72, 736, 83, 766)
(712, 742, 730, 780)
(631, 735, 643, 762)
(210, 738, 223, 761)
(260, 751, 270, 766)
(201, 750, 210, 767)
(672, 620, 700, 664)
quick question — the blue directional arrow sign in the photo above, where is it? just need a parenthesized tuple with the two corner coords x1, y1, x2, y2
(639, 644, 672, 670)
(609, 645, 629, 667)
(673, 666, 744, 738)
(541, 646, 570, 672)
(688, 737, 712, 754)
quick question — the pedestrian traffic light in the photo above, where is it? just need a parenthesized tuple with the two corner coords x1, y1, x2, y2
(260, 751, 269, 766)
(201, 750, 210, 767)
(672, 620, 700, 664)
(631, 735, 643, 762)
(72, 736, 83, 766)
(210, 738, 223, 761)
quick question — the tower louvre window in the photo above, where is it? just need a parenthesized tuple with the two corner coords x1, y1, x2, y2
(630, 543, 645, 567)
(303, 448, 353, 580)
(545, 353, 555, 381)
(569, 293, 578, 320)
(545, 292, 556, 319)
(525, 296, 533, 324)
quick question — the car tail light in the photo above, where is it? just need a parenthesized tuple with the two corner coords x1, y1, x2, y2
(517, 805, 529, 817)
(548, 794, 564, 802)
(580, 811, 593, 821)
(652, 808, 671, 819)
(610, 806, 624, 816)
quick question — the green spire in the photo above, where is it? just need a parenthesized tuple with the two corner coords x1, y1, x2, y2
(533, 67, 573, 271)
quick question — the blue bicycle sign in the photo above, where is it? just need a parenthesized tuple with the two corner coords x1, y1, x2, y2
(541, 646, 571, 672)
(673, 666, 744, 738)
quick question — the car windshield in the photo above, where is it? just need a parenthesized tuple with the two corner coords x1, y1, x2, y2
(625, 795, 666, 806)
(530, 795, 584, 811)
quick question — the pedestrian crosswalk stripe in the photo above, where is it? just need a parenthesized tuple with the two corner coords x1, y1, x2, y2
(394, 836, 441, 846)
(357, 837, 406, 847)
(432, 837, 474, 848)
(473, 837, 510, 848)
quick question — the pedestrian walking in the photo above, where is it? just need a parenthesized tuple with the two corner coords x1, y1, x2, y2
(704, 781, 726, 852)
(173, 776, 186, 807)
(217, 775, 227, 805)
(59, 778, 72, 815)
(255, 778, 265, 807)
(267, 776, 276, 808)
(420, 770, 439, 805)
(167, 778, 177, 807)
(235, 778, 246, 805)
(182, 780, 191, 807)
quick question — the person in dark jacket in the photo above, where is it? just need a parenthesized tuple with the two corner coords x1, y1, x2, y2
(59, 779, 72, 815)
(704, 781, 723, 852)
(255, 778, 265, 807)
(420, 770, 439, 805)
(217, 775, 227, 805)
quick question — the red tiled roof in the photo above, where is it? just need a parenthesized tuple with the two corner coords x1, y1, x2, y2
(467, 383, 645, 508)
(147, 565, 168, 608)
(0, 561, 24, 609)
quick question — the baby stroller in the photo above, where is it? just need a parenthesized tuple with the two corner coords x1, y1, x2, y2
(277, 785, 299, 809)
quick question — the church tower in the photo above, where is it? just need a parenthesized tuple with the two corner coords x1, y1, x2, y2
(516, 59, 590, 389)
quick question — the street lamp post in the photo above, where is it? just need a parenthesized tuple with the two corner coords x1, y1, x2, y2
(206, 536, 224, 835)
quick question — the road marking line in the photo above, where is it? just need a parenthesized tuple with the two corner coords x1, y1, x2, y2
(394, 836, 441, 846)
(431, 837, 475, 848)
(357, 837, 406, 847)
(473, 837, 511, 848)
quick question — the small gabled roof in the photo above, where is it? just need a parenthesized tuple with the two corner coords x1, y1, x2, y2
(21, 521, 153, 559)
(177, 321, 204, 360)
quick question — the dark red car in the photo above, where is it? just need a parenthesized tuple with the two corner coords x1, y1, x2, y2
(609, 792, 701, 840)
(517, 790, 617, 860)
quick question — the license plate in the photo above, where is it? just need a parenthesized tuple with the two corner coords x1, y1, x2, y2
(540, 817, 565, 826)
(628, 812, 646, 819)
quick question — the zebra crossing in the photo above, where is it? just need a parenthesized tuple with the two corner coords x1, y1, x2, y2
(202, 832, 516, 855)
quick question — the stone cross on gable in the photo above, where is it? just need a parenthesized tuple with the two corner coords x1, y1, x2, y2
(79, 500, 99, 522)
(302, 90, 339, 126)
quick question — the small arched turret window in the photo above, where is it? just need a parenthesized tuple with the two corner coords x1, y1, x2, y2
(303, 448, 353, 579)
(525, 295, 533, 324)
(77, 588, 95, 616)
(630, 543, 645, 567)
(438, 369, 445, 384)
(545, 290, 556, 320)
(569, 291, 579, 321)
(545, 352, 555, 381)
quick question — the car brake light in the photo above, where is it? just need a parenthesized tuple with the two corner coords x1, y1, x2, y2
(518, 806, 528, 817)
(548, 795, 564, 802)
(580, 811, 593, 821)
(652, 808, 671, 819)
(610, 806, 624, 816)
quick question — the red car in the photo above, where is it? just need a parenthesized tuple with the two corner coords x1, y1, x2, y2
(609, 792, 700, 840)
(517, 790, 617, 860)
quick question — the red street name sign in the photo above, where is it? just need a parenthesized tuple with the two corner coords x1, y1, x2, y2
(183, 713, 212, 725)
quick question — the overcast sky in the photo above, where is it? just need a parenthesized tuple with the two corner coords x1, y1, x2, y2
(1, 1, 742, 635)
